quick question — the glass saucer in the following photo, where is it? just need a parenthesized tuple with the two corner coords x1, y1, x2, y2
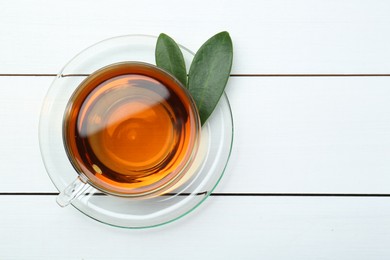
(39, 35, 234, 228)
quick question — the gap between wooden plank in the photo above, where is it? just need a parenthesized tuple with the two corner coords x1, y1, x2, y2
(2, 192, 390, 197)
(1, 73, 390, 77)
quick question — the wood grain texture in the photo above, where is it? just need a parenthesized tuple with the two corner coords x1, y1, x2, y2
(2, 76, 390, 193)
(1, 196, 390, 259)
(2, 0, 390, 258)
(0, 0, 389, 74)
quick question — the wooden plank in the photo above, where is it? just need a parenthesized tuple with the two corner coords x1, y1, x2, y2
(0, 0, 389, 74)
(2, 76, 390, 193)
(223, 76, 390, 193)
(0, 77, 54, 191)
(1, 196, 390, 259)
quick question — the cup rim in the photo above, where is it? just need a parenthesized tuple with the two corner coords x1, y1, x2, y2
(62, 61, 201, 198)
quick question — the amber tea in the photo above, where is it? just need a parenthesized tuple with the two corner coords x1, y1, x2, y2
(63, 62, 200, 197)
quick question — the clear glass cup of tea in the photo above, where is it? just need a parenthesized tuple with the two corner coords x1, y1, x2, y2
(57, 62, 201, 207)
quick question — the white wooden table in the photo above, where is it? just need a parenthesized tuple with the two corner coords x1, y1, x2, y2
(2, 0, 390, 259)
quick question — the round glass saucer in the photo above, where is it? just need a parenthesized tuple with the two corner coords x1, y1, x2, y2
(39, 35, 234, 228)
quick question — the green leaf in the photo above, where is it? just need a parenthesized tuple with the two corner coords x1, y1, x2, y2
(155, 33, 187, 87)
(188, 31, 233, 125)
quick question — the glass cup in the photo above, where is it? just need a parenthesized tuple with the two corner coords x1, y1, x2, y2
(57, 62, 201, 207)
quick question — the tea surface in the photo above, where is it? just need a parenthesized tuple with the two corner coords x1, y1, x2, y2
(64, 64, 198, 195)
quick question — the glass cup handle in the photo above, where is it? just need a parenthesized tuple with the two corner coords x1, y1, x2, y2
(57, 175, 89, 207)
